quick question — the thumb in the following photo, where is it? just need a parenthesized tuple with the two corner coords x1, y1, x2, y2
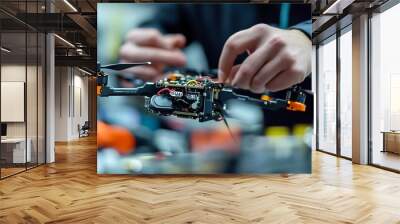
(163, 34, 186, 49)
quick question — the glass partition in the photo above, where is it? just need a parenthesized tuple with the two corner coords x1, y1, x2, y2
(317, 36, 337, 154)
(370, 3, 400, 171)
(26, 0, 43, 169)
(1, 30, 28, 177)
(0, 1, 46, 179)
(339, 28, 352, 158)
(27, 30, 38, 169)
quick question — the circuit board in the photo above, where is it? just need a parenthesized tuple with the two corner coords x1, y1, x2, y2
(145, 72, 225, 121)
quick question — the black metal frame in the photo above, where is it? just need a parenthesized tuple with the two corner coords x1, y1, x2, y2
(315, 20, 353, 162)
(367, 10, 373, 166)
(315, 44, 319, 152)
(315, 32, 339, 157)
(338, 23, 353, 161)
(336, 23, 341, 157)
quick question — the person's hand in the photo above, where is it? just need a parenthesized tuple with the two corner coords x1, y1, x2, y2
(218, 24, 311, 93)
(119, 28, 187, 81)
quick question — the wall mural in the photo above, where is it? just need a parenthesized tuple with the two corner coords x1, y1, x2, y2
(97, 3, 313, 174)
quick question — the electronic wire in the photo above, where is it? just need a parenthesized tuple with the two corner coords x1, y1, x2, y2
(222, 116, 239, 145)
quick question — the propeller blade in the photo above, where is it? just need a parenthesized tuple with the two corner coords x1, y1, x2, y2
(100, 62, 151, 71)
(302, 89, 314, 95)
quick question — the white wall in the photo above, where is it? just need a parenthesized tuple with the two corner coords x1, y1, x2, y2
(54, 67, 89, 141)
(71, 72, 89, 138)
(54, 66, 69, 141)
(1, 65, 38, 138)
(1, 65, 26, 138)
(1, 63, 46, 163)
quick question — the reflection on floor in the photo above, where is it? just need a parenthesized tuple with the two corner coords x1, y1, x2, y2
(0, 163, 42, 178)
(0, 136, 400, 223)
(0, 167, 25, 177)
(373, 150, 400, 171)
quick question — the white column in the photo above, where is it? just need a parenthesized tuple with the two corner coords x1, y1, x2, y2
(46, 32, 55, 163)
(352, 14, 369, 164)
(312, 45, 317, 150)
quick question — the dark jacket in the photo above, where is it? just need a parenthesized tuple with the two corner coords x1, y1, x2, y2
(142, 4, 311, 68)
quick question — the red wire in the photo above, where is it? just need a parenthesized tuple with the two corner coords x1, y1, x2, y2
(157, 88, 172, 95)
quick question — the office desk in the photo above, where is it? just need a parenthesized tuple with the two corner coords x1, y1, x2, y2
(1, 138, 31, 163)
(382, 131, 400, 154)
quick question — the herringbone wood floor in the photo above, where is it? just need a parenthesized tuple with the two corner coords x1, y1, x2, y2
(1, 136, 400, 224)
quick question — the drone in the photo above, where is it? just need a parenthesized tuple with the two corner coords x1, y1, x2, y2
(97, 62, 309, 122)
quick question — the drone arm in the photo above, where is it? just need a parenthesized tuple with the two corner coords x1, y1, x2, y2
(218, 89, 289, 111)
(100, 83, 157, 97)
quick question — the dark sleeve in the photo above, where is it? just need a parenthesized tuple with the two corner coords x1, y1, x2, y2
(290, 20, 312, 39)
(139, 4, 194, 44)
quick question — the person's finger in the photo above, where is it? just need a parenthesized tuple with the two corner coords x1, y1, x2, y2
(218, 64, 241, 84)
(231, 37, 285, 89)
(218, 28, 260, 83)
(125, 29, 186, 50)
(125, 28, 170, 48)
(120, 44, 187, 66)
(123, 66, 161, 81)
(264, 68, 304, 92)
(226, 64, 241, 84)
(250, 47, 294, 93)
(164, 34, 186, 49)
